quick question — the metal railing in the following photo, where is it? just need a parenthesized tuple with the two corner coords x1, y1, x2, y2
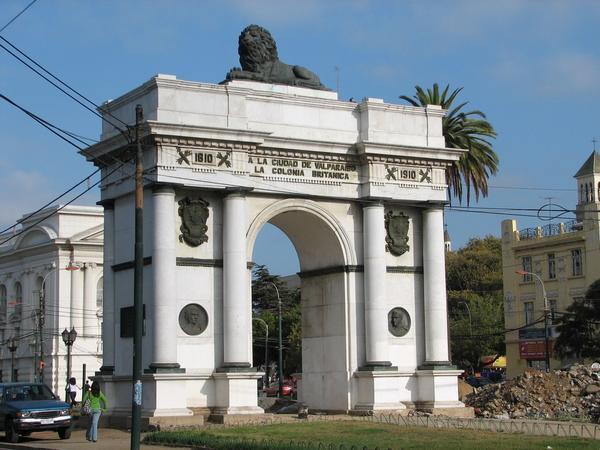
(518, 220, 579, 241)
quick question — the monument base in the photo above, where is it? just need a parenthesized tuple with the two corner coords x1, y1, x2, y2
(416, 368, 465, 408)
(352, 370, 409, 412)
(213, 371, 265, 415)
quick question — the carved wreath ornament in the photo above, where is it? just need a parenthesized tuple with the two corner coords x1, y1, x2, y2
(385, 210, 410, 256)
(178, 197, 209, 247)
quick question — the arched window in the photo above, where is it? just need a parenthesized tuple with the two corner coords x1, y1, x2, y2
(96, 277, 103, 310)
(597, 182, 600, 201)
(0, 285, 6, 323)
(14, 282, 22, 320)
(581, 184, 585, 203)
(585, 184, 590, 202)
(591, 183, 595, 202)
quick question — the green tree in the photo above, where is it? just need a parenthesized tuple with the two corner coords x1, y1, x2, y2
(446, 236, 505, 371)
(554, 279, 600, 359)
(399, 83, 499, 205)
(251, 265, 302, 378)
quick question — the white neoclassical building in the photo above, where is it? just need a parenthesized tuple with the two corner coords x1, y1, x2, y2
(85, 74, 467, 421)
(0, 205, 103, 395)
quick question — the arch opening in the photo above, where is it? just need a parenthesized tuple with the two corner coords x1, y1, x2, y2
(249, 201, 354, 411)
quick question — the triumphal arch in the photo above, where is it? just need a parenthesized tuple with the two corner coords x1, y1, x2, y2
(86, 26, 466, 421)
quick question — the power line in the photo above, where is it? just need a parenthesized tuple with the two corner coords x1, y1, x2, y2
(1, 93, 87, 150)
(0, 169, 100, 236)
(0, 0, 38, 33)
(0, 35, 131, 137)
(0, 160, 131, 246)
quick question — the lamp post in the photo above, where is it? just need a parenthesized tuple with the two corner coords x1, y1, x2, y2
(516, 270, 550, 371)
(8, 337, 17, 382)
(252, 318, 269, 388)
(458, 301, 472, 336)
(268, 282, 284, 397)
(62, 327, 77, 401)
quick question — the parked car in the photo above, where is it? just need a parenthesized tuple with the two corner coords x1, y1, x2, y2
(263, 382, 294, 397)
(0, 383, 72, 443)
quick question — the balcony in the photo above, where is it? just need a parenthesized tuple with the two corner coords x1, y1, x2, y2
(518, 220, 581, 241)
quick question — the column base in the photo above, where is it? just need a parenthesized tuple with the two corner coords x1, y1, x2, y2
(146, 363, 186, 374)
(358, 362, 397, 372)
(418, 361, 456, 370)
(217, 363, 255, 373)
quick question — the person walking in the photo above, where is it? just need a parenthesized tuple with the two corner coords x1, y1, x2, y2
(66, 378, 80, 407)
(82, 381, 108, 443)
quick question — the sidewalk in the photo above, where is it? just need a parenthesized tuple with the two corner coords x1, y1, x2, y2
(0, 429, 190, 450)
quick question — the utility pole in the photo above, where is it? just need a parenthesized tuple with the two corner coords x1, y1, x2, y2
(130, 105, 144, 450)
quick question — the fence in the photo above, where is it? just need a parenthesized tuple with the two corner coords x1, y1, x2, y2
(203, 412, 600, 440)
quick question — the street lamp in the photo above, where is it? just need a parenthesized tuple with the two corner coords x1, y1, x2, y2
(268, 282, 284, 397)
(458, 301, 472, 336)
(516, 270, 550, 371)
(61, 327, 77, 401)
(8, 337, 17, 382)
(252, 318, 269, 389)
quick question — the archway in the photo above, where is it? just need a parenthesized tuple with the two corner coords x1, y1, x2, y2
(248, 199, 356, 411)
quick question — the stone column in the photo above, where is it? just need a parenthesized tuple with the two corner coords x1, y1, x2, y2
(362, 203, 391, 368)
(421, 207, 451, 367)
(83, 263, 98, 336)
(100, 201, 115, 374)
(222, 192, 251, 368)
(149, 185, 182, 372)
(70, 263, 84, 332)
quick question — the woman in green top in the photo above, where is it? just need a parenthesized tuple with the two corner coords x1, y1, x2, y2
(82, 381, 108, 442)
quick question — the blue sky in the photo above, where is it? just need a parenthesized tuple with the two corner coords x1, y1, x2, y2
(1, 0, 599, 275)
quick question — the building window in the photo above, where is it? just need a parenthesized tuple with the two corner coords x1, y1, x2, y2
(585, 184, 589, 202)
(548, 253, 556, 280)
(0, 284, 6, 323)
(524, 301, 534, 325)
(14, 282, 22, 320)
(591, 183, 596, 202)
(528, 360, 547, 371)
(571, 249, 583, 276)
(521, 256, 532, 282)
(549, 299, 557, 324)
(96, 277, 103, 310)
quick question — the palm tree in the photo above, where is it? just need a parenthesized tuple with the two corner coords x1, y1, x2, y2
(399, 83, 498, 205)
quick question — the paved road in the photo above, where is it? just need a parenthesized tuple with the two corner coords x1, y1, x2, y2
(0, 429, 189, 450)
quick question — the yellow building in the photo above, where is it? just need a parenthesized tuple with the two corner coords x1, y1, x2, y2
(501, 151, 600, 378)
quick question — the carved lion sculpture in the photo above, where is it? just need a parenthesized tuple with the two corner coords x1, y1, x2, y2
(225, 25, 328, 91)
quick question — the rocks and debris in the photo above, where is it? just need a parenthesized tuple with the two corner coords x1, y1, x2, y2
(465, 364, 600, 422)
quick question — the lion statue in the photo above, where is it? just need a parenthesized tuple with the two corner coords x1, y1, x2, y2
(225, 25, 328, 91)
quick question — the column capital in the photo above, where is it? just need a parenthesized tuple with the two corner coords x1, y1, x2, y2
(224, 186, 253, 198)
(96, 199, 114, 209)
(151, 183, 176, 195)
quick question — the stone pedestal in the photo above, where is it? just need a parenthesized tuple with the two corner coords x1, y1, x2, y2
(353, 370, 407, 412)
(213, 371, 264, 415)
(416, 369, 464, 409)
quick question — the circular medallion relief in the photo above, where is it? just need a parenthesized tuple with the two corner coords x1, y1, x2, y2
(179, 303, 208, 336)
(388, 307, 411, 337)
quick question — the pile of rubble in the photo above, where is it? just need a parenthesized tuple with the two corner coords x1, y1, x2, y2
(465, 364, 600, 422)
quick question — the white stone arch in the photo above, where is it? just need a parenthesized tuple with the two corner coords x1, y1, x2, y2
(246, 198, 357, 269)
